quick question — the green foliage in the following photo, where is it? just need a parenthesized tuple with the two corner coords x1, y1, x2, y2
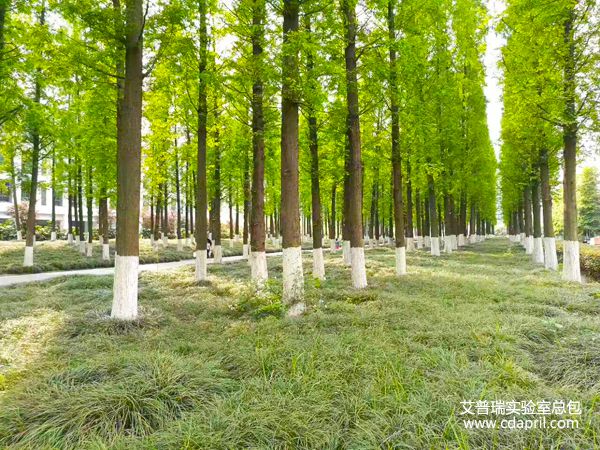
(578, 167, 600, 238)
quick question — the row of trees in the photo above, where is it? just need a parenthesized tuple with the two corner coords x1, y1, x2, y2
(499, 0, 599, 282)
(1, 0, 497, 319)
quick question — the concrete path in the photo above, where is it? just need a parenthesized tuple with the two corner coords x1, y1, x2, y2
(0, 252, 283, 288)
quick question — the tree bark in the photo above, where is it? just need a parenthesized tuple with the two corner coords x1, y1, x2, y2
(194, 0, 209, 280)
(111, 0, 143, 319)
(343, 0, 367, 287)
(250, 0, 267, 276)
(281, 0, 304, 309)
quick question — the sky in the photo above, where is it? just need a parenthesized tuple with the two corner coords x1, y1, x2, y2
(484, 0, 506, 159)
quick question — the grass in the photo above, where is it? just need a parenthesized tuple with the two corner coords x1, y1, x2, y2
(0, 238, 304, 275)
(1, 238, 599, 448)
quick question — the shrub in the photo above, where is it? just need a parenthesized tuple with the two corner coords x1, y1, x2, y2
(0, 221, 17, 240)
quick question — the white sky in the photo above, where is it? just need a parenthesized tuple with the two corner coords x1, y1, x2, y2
(484, 0, 505, 159)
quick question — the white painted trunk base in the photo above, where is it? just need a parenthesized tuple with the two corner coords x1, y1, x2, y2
(342, 240, 351, 266)
(250, 250, 268, 283)
(406, 237, 414, 252)
(79, 240, 86, 254)
(229, 239, 234, 248)
(444, 236, 453, 254)
(86, 242, 93, 257)
(282, 246, 305, 314)
(395, 246, 407, 276)
(50, 231, 56, 241)
(195, 251, 207, 281)
(532, 237, 544, 264)
(102, 243, 110, 261)
(430, 237, 440, 256)
(177, 239, 183, 252)
(458, 234, 465, 247)
(23, 246, 33, 267)
(162, 236, 168, 246)
(424, 236, 431, 248)
(242, 244, 249, 258)
(16, 230, 22, 241)
(519, 233, 525, 245)
(562, 240, 581, 283)
(351, 247, 368, 288)
(543, 237, 558, 271)
(525, 236, 534, 255)
(469, 234, 477, 244)
(111, 255, 139, 320)
(213, 245, 223, 264)
(312, 247, 325, 280)
(416, 236, 424, 249)
(330, 239, 336, 253)
(67, 233, 72, 244)
(451, 235, 458, 250)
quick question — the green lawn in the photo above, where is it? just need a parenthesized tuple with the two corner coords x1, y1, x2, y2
(1, 239, 599, 448)
(0, 238, 298, 275)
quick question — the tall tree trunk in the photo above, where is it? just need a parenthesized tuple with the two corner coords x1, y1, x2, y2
(405, 159, 414, 250)
(523, 185, 533, 254)
(343, 0, 367, 287)
(228, 184, 233, 240)
(175, 139, 182, 249)
(540, 148, 557, 269)
(77, 164, 85, 251)
(194, 0, 209, 281)
(243, 147, 250, 256)
(281, 0, 304, 311)
(531, 178, 544, 263)
(415, 190, 422, 247)
(306, 17, 325, 280)
(389, 0, 406, 275)
(428, 175, 440, 255)
(250, 0, 268, 279)
(329, 183, 336, 244)
(212, 102, 222, 262)
(99, 189, 110, 260)
(23, 3, 45, 266)
(86, 166, 93, 256)
(111, 0, 143, 319)
(50, 149, 56, 239)
(561, 8, 580, 282)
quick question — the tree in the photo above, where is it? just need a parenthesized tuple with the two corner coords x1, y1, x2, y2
(341, 0, 367, 288)
(111, 0, 144, 320)
(281, 0, 305, 313)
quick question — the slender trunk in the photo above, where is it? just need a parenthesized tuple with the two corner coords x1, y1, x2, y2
(343, 0, 367, 287)
(77, 165, 84, 243)
(243, 148, 250, 246)
(111, 0, 143, 319)
(86, 167, 93, 245)
(390, 0, 406, 266)
(281, 0, 304, 309)
(406, 160, 413, 238)
(194, 0, 209, 279)
(175, 141, 182, 240)
(10, 158, 20, 236)
(228, 185, 233, 239)
(561, 7, 580, 281)
(51, 149, 56, 233)
(250, 0, 267, 279)
(329, 183, 336, 240)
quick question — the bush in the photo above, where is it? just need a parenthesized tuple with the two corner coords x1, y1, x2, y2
(34, 225, 65, 241)
(0, 221, 17, 240)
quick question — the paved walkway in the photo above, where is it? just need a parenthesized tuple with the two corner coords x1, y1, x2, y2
(0, 252, 282, 288)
